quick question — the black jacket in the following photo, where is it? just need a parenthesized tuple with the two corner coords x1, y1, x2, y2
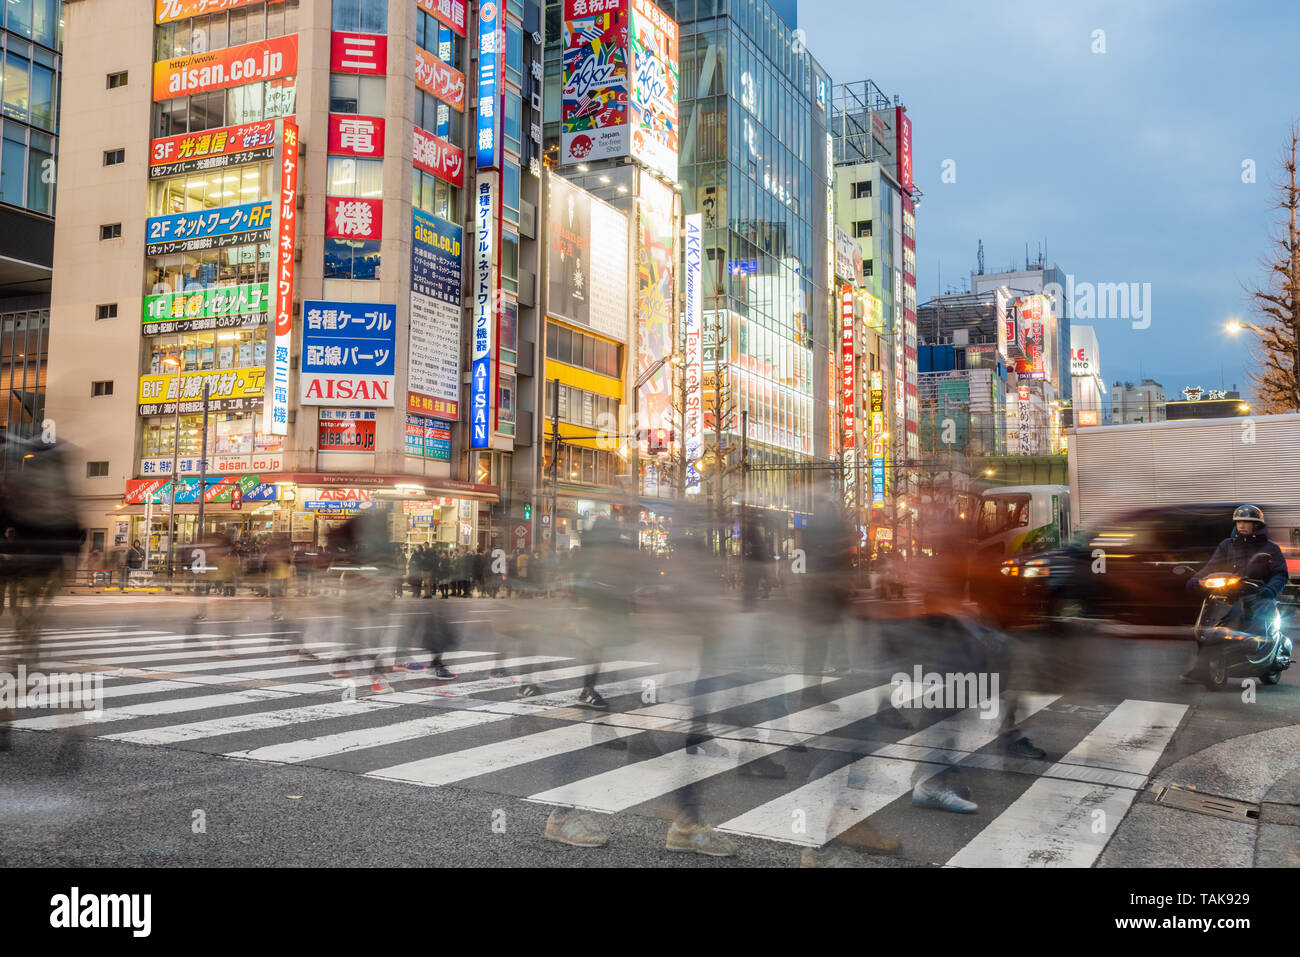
(1194, 525, 1290, 601)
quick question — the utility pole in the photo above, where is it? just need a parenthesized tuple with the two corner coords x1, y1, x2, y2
(194, 382, 211, 562)
(550, 377, 560, 554)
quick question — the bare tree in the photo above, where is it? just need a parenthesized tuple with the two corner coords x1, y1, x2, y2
(1245, 122, 1300, 413)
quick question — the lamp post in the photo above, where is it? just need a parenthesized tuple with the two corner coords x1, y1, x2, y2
(162, 354, 182, 586)
(1227, 317, 1300, 410)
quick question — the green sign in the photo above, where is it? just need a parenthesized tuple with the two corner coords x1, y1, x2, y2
(143, 282, 270, 326)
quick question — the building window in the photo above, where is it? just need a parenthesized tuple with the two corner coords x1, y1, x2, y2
(106, 71, 128, 89)
(332, 0, 387, 34)
(505, 21, 523, 87)
(546, 322, 621, 378)
(86, 461, 109, 478)
(853, 220, 872, 238)
(104, 148, 125, 166)
(326, 157, 383, 198)
(503, 93, 521, 155)
(500, 232, 518, 294)
(92, 380, 114, 397)
(498, 373, 515, 426)
(100, 223, 122, 240)
(324, 239, 380, 281)
(502, 160, 519, 226)
(852, 181, 871, 199)
(329, 74, 385, 115)
(863, 259, 873, 277)
(96, 303, 118, 320)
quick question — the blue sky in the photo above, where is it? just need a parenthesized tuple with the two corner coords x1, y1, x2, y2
(800, 0, 1297, 399)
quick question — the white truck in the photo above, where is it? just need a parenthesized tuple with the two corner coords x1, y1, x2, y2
(1066, 413, 1300, 551)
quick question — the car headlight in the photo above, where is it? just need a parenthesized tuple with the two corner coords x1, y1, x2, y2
(1022, 564, 1050, 578)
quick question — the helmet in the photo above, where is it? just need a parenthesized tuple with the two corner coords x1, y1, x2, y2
(1232, 504, 1266, 526)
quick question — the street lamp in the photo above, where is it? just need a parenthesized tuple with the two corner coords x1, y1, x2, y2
(1226, 317, 1299, 410)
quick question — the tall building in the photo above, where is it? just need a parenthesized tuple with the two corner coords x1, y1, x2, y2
(46, 0, 551, 562)
(544, 0, 837, 554)
(0, 0, 63, 469)
(1069, 323, 1104, 427)
(1109, 378, 1166, 424)
(970, 256, 1072, 405)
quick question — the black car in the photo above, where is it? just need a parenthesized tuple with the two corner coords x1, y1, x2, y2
(984, 503, 1298, 629)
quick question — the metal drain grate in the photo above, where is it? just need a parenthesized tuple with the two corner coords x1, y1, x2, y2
(1153, 783, 1261, 821)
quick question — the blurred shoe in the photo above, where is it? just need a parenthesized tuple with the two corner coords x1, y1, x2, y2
(665, 822, 737, 857)
(0, 727, 10, 752)
(836, 819, 901, 854)
(271, 614, 285, 621)
(1179, 671, 1199, 683)
(1002, 736, 1047, 760)
(545, 811, 608, 848)
(739, 755, 787, 779)
(432, 665, 457, 680)
(327, 658, 354, 678)
(685, 738, 728, 757)
(911, 779, 978, 814)
(297, 649, 320, 661)
(393, 658, 425, 673)
(576, 688, 609, 710)
(370, 676, 393, 694)
(489, 667, 509, 678)
(801, 847, 851, 868)
(876, 706, 912, 729)
(517, 683, 542, 697)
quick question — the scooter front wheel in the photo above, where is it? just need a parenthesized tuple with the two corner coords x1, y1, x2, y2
(1260, 669, 1282, 686)
(1201, 654, 1229, 691)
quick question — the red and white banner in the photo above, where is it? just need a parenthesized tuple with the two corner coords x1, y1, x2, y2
(328, 114, 385, 157)
(325, 197, 383, 241)
(416, 0, 468, 37)
(319, 412, 377, 451)
(412, 126, 465, 188)
(414, 47, 467, 112)
(264, 119, 298, 438)
(330, 32, 388, 75)
(895, 107, 913, 195)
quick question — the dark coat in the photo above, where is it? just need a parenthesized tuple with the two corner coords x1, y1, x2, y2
(1194, 525, 1289, 601)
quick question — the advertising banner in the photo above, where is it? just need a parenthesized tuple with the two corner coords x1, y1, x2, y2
(683, 213, 702, 494)
(870, 369, 885, 507)
(841, 285, 855, 449)
(547, 175, 629, 343)
(138, 367, 266, 416)
(149, 120, 276, 179)
(155, 0, 272, 25)
(325, 196, 383, 241)
(628, 0, 679, 180)
(126, 474, 262, 505)
(636, 175, 675, 441)
(330, 31, 387, 75)
(561, 0, 630, 165)
(319, 409, 378, 452)
(834, 225, 861, 284)
(409, 209, 463, 420)
(1070, 323, 1100, 377)
(328, 114, 385, 158)
(265, 119, 298, 437)
(1014, 295, 1047, 380)
(414, 47, 467, 113)
(143, 282, 268, 332)
(146, 201, 272, 255)
(470, 177, 497, 449)
(152, 34, 297, 101)
(413, 126, 465, 188)
(300, 301, 397, 407)
(140, 453, 285, 477)
(405, 413, 453, 461)
(475, 0, 502, 169)
(895, 107, 913, 195)
(416, 0, 468, 37)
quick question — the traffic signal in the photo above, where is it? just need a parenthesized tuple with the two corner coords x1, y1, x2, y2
(523, 503, 532, 521)
(650, 427, 674, 451)
(230, 486, 242, 510)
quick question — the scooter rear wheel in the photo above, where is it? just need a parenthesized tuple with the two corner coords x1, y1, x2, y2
(1202, 655, 1229, 691)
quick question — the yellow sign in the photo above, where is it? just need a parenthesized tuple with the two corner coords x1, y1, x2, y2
(138, 366, 266, 414)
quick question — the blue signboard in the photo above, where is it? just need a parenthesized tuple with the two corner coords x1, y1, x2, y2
(145, 201, 274, 255)
(300, 300, 398, 407)
(475, 1, 502, 169)
(872, 459, 885, 506)
(728, 259, 758, 276)
(470, 179, 495, 448)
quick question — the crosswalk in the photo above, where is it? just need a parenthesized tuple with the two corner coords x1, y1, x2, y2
(1, 624, 1190, 866)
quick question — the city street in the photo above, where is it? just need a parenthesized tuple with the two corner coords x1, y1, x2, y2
(3, 592, 1297, 868)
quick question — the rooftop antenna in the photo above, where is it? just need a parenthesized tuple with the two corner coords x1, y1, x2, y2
(1025, 242, 1030, 271)
(976, 239, 984, 275)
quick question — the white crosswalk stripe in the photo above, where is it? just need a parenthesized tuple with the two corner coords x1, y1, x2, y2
(0, 623, 1193, 866)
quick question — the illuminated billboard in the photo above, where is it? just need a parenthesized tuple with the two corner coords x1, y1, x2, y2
(561, 0, 630, 165)
(546, 175, 629, 343)
(152, 34, 297, 101)
(628, 0, 679, 180)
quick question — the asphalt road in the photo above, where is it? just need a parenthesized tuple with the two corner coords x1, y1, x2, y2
(2, 592, 1297, 868)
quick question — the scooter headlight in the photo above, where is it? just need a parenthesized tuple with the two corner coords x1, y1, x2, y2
(1202, 576, 1238, 590)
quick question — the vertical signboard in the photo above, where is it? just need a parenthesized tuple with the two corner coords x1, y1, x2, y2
(870, 370, 885, 507)
(264, 118, 298, 437)
(476, 0, 502, 170)
(683, 213, 702, 495)
(299, 302, 398, 406)
(416, 0, 468, 37)
(409, 209, 463, 420)
(471, 177, 497, 448)
(628, 0, 679, 180)
(561, 0, 630, 165)
(636, 175, 675, 443)
(895, 107, 913, 195)
(840, 284, 855, 451)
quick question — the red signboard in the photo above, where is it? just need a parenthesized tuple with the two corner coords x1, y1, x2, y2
(150, 120, 276, 170)
(330, 31, 388, 75)
(412, 125, 465, 188)
(416, 0, 468, 37)
(841, 285, 856, 449)
(414, 47, 467, 112)
(319, 417, 377, 451)
(125, 478, 170, 505)
(325, 197, 383, 240)
(153, 34, 297, 101)
(328, 114, 386, 158)
(895, 107, 913, 195)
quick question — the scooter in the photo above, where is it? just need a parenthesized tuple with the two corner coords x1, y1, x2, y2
(1190, 575, 1293, 691)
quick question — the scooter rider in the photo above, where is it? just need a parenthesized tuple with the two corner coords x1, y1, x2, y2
(1182, 505, 1289, 678)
